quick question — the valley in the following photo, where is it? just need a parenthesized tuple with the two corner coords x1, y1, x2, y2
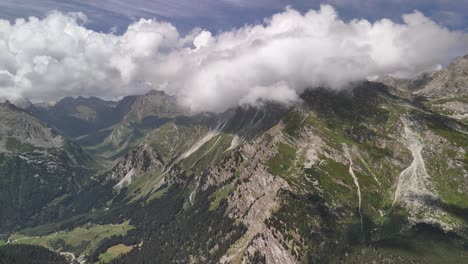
(0, 56, 467, 264)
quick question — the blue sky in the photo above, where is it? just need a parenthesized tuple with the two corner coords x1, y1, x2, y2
(0, 0, 467, 33)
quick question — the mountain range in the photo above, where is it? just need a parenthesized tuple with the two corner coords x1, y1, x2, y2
(0, 55, 467, 264)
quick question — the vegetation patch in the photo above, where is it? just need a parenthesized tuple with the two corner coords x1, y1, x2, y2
(283, 111, 304, 137)
(345, 224, 468, 263)
(303, 159, 358, 208)
(209, 186, 234, 211)
(424, 113, 468, 146)
(0, 244, 67, 264)
(126, 168, 164, 201)
(99, 244, 134, 263)
(109, 186, 246, 263)
(5, 137, 35, 153)
(267, 143, 297, 177)
(9, 221, 133, 256)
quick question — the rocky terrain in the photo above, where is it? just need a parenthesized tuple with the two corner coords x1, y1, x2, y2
(1, 56, 467, 263)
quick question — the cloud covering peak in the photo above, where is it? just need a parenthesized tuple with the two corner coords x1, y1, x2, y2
(0, 5, 467, 112)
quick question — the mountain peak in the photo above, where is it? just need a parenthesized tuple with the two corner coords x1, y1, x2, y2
(0, 99, 14, 107)
(145, 90, 170, 97)
(377, 54, 468, 98)
(0, 96, 33, 110)
(447, 54, 468, 71)
(413, 54, 468, 98)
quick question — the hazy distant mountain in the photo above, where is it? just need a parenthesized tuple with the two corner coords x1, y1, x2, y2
(77, 90, 186, 159)
(33, 101, 56, 111)
(46, 96, 122, 138)
(30, 90, 179, 145)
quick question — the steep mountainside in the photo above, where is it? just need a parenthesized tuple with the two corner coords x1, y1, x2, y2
(97, 83, 467, 264)
(4, 57, 468, 264)
(0, 102, 94, 232)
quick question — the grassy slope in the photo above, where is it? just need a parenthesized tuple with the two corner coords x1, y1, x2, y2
(99, 244, 134, 263)
(9, 221, 133, 256)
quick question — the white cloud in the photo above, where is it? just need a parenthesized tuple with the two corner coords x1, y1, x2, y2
(193, 30, 213, 50)
(239, 82, 299, 107)
(0, 5, 467, 112)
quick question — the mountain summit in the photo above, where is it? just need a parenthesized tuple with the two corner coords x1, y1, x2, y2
(379, 55, 468, 98)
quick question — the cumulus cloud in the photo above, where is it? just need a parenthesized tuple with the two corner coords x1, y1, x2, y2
(0, 5, 467, 112)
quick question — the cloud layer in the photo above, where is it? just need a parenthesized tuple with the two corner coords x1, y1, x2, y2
(0, 5, 467, 112)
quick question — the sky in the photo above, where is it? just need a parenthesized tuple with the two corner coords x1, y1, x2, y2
(0, 0, 467, 33)
(0, 0, 467, 112)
